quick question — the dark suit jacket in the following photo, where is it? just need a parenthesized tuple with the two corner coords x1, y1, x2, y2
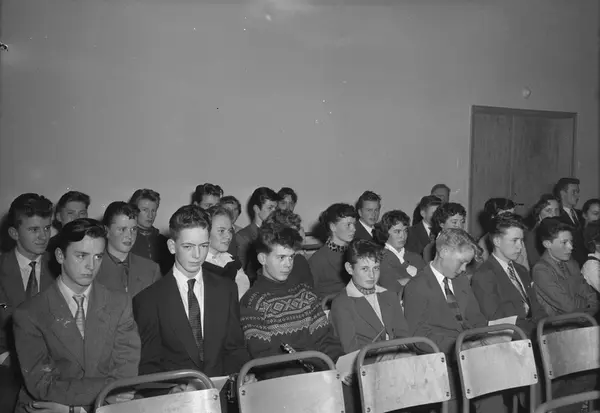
(95, 252, 161, 297)
(558, 208, 587, 267)
(471, 255, 546, 336)
(235, 223, 260, 283)
(12, 281, 140, 411)
(379, 248, 426, 294)
(532, 251, 598, 317)
(405, 222, 431, 257)
(133, 269, 250, 377)
(403, 265, 487, 355)
(330, 284, 410, 353)
(354, 221, 374, 241)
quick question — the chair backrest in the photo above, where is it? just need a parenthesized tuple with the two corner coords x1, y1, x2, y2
(95, 370, 221, 413)
(237, 351, 345, 413)
(534, 390, 600, 413)
(456, 325, 538, 403)
(357, 337, 451, 413)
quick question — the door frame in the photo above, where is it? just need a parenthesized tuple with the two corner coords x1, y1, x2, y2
(468, 105, 578, 232)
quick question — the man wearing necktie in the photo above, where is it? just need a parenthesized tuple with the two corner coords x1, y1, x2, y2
(472, 213, 547, 337)
(0, 193, 56, 413)
(554, 177, 587, 266)
(12, 218, 140, 413)
(404, 228, 508, 413)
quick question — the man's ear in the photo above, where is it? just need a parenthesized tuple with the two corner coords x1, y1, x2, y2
(257, 252, 267, 266)
(420, 209, 426, 219)
(491, 235, 501, 249)
(167, 238, 176, 255)
(55, 248, 65, 265)
(8, 226, 18, 242)
(344, 262, 354, 276)
(253, 205, 261, 217)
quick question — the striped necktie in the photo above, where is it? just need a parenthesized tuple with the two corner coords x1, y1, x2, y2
(507, 262, 530, 316)
(443, 278, 469, 330)
(25, 261, 38, 297)
(73, 295, 85, 338)
(187, 279, 204, 361)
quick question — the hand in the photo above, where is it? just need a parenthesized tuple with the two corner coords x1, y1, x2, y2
(242, 373, 257, 385)
(25, 402, 69, 413)
(168, 381, 202, 394)
(105, 391, 135, 404)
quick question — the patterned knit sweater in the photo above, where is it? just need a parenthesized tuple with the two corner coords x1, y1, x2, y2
(240, 269, 343, 377)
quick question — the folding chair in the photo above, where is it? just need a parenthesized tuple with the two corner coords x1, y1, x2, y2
(356, 337, 451, 413)
(534, 390, 600, 413)
(94, 369, 221, 413)
(237, 350, 345, 413)
(536, 312, 600, 404)
(456, 324, 538, 413)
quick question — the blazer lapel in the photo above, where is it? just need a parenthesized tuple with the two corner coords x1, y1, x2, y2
(377, 293, 396, 338)
(165, 275, 201, 368)
(354, 297, 385, 334)
(1, 250, 26, 306)
(47, 283, 85, 368)
(418, 224, 430, 249)
(489, 256, 524, 303)
(84, 283, 111, 371)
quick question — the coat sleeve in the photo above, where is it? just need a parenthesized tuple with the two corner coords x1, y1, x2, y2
(133, 291, 163, 375)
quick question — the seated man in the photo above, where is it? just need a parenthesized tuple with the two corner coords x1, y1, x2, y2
(12, 218, 140, 413)
(404, 228, 507, 413)
(554, 177, 587, 267)
(0, 194, 55, 413)
(193, 183, 224, 209)
(129, 188, 173, 274)
(277, 187, 298, 212)
(95, 202, 161, 297)
(405, 195, 442, 257)
(354, 191, 381, 241)
(133, 205, 250, 378)
(236, 187, 279, 283)
(240, 222, 343, 377)
(532, 218, 598, 317)
(472, 214, 547, 336)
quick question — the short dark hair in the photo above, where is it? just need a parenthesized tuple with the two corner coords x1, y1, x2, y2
(374, 210, 410, 245)
(355, 191, 381, 211)
(193, 183, 223, 204)
(205, 205, 233, 222)
(248, 187, 279, 219)
(584, 221, 600, 253)
(277, 187, 298, 204)
(431, 184, 450, 194)
(129, 189, 161, 206)
(56, 218, 107, 253)
(318, 203, 357, 238)
(418, 195, 442, 212)
(431, 202, 466, 235)
(220, 195, 242, 214)
(346, 239, 383, 266)
(263, 209, 302, 232)
(102, 202, 140, 227)
(582, 198, 600, 216)
(538, 217, 572, 244)
(436, 228, 483, 262)
(553, 177, 580, 199)
(532, 194, 560, 223)
(484, 198, 516, 218)
(56, 191, 91, 213)
(8, 193, 53, 229)
(169, 205, 211, 240)
(256, 222, 302, 255)
(489, 213, 526, 240)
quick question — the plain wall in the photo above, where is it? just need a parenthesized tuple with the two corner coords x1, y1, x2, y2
(1, 0, 598, 231)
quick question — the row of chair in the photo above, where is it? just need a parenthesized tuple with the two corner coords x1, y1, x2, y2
(93, 312, 600, 413)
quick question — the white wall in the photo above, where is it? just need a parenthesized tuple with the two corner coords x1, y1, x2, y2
(1, 0, 598, 230)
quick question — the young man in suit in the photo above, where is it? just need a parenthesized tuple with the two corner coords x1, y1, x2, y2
(532, 218, 598, 317)
(0, 193, 55, 413)
(193, 183, 224, 209)
(129, 189, 173, 274)
(404, 228, 507, 413)
(95, 202, 161, 297)
(133, 205, 251, 390)
(471, 214, 547, 337)
(354, 191, 381, 241)
(405, 195, 442, 257)
(12, 218, 140, 413)
(235, 187, 279, 283)
(277, 187, 298, 212)
(553, 177, 586, 266)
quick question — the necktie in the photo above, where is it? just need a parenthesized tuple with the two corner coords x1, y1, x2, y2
(119, 260, 130, 293)
(507, 263, 530, 316)
(570, 210, 579, 227)
(187, 279, 204, 361)
(73, 295, 85, 338)
(25, 261, 38, 298)
(443, 278, 469, 330)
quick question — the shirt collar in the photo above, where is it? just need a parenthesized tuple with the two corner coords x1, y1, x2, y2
(172, 264, 203, 289)
(492, 253, 511, 272)
(422, 221, 431, 235)
(385, 243, 405, 259)
(346, 280, 386, 298)
(359, 220, 373, 236)
(206, 250, 233, 266)
(15, 249, 42, 270)
(430, 262, 447, 286)
(57, 275, 92, 301)
(106, 250, 130, 265)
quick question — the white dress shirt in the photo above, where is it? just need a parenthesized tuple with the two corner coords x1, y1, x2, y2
(385, 243, 417, 277)
(172, 265, 205, 336)
(15, 249, 42, 290)
(422, 221, 432, 237)
(346, 281, 389, 340)
(492, 254, 528, 292)
(205, 251, 250, 298)
(57, 275, 91, 317)
(359, 220, 374, 237)
(430, 263, 454, 298)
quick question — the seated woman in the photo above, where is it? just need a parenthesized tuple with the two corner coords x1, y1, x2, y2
(202, 205, 251, 298)
(309, 203, 357, 298)
(422, 202, 467, 263)
(525, 194, 560, 267)
(330, 239, 412, 354)
(374, 210, 425, 294)
(582, 198, 600, 227)
(582, 221, 600, 293)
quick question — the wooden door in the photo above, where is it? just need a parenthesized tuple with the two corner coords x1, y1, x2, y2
(469, 106, 576, 239)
